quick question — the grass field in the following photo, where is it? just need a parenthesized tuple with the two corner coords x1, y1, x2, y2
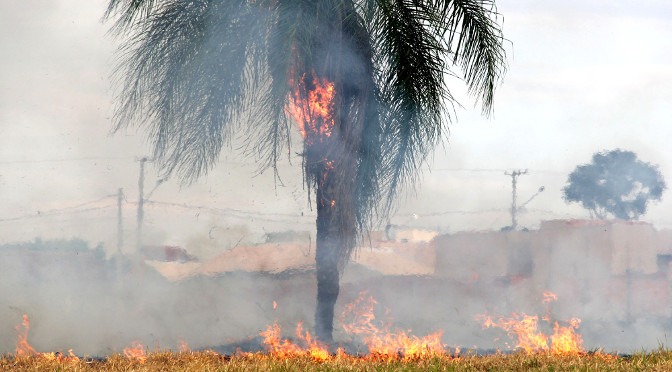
(2, 349, 672, 371)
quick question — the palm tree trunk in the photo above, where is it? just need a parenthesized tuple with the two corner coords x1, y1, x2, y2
(314, 175, 340, 343)
(312, 123, 359, 344)
(307, 1, 365, 343)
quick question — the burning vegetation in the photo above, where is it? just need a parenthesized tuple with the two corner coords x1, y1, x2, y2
(7, 290, 594, 366)
(5, 305, 671, 371)
(476, 291, 583, 354)
(287, 72, 336, 144)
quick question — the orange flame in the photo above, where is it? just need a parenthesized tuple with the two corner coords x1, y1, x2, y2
(287, 72, 338, 208)
(340, 291, 446, 360)
(123, 341, 147, 363)
(542, 291, 558, 304)
(259, 292, 446, 361)
(14, 314, 80, 363)
(477, 292, 584, 354)
(260, 322, 329, 361)
(39, 349, 80, 364)
(15, 314, 37, 357)
(478, 312, 550, 353)
(550, 318, 583, 353)
(287, 73, 335, 143)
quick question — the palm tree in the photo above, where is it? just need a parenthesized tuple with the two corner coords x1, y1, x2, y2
(104, 0, 506, 343)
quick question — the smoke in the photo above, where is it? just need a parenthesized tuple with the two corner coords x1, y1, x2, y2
(2, 219, 672, 356)
(0, 239, 317, 356)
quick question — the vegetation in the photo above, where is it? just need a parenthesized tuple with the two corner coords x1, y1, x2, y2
(563, 149, 666, 220)
(104, 0, 506, 342)
(4, 349, 672, 371)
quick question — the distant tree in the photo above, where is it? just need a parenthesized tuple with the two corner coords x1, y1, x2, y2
(562, 149, 666, 220)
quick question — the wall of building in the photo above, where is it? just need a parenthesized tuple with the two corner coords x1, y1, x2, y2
(433, 220, 672, 322)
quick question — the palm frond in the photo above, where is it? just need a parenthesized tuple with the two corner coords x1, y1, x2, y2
(443, 0, 507, 114)
(104, 0, 159, 34)
(241, 0, 314, 179)
(359, 0, 505, 221)
(370, 0, 451, 215)
(111, 0, 269, 181)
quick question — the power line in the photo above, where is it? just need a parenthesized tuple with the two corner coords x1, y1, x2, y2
(141, 200, 314, 224)
(0, 156, 133, 165)
(395, 209, 508, 217)
(0, 195, 117, 222)
(432, 168, 508, 173)
(0, 205, 116, 223)
(47, 195, 117, 212)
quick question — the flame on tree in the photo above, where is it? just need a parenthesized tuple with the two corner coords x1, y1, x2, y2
(286, 70, 354, 341)
(104, 0, 506, 343)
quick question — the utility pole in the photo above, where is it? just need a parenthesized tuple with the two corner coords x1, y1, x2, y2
(505, 169, 528, 230)
(117, 188, 124, 256)
(136, 157, 150, 254)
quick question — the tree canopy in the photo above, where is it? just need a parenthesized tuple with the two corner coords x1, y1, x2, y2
(103, 0, 507, 236)
(562, 149, 666, 220)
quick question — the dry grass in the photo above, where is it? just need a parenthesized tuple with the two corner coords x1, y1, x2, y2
(2, 349, 672, 371)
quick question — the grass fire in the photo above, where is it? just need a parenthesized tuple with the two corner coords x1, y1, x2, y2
(5, 299, 672, 371)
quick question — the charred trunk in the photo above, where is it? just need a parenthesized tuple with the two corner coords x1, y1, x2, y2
(311, 129, 358, 343)
(314, 177, 340, 343)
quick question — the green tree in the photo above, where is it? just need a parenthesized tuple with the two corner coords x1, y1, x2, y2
(563, 149, 666, 220)
(104, 0, 506, 343)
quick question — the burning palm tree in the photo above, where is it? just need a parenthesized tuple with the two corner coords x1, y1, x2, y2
(104, 0, 506, 343)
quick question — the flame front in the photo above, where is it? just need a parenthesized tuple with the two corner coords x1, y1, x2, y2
(12, 293, 584, 362)
(550, 318, 583, 353)
(15, 314, 37, 357)
(123, 341, 147, 363)
(477, 291, 584, 354)
(340, 291, 446, 360)
(478, 312, 550, 353)
(14, 314, 80, 363)
(261, 322, 329, 361)
(258, 291, 447, 361)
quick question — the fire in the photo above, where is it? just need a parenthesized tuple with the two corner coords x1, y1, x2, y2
(287, 73, 335, 143)
(550, 318, 583, 353)
(258, 292, 446, 361)
(286, 72, 338, 208)
(39, 349, 80, 364)
(260, 322, 329, 361)
(123, 341, 147, 363)
(542, 291, 558, 304)
(15, 314, 37, 357)
(477, 313, 550, 353)
(477, 291, 584, 354)
(179, 339, 190, 352)
(14, 314, 80, 363)
(340, 291, 446, 360)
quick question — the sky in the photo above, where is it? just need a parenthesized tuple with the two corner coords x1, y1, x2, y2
(1, 0, 672, 253)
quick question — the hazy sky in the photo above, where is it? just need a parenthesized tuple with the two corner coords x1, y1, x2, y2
(1, 0, 672, 249)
